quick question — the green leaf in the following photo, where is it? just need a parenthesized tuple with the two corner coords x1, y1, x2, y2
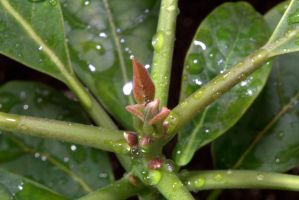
(0, 0, 71, 83)
(266, 0, 299, 56)
(61, 0, 159, 129)
(212, 2, 299, 172)
(0, 169, 67, 200)
(173, 2, 272, 166)
(0, 81, 113, 198)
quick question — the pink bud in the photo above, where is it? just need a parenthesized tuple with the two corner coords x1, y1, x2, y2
(132, 59, 155, 103)
(125, 104, 145, 121)
(148, 107, 170, 125)
(140, 136, 151, 147)
(123, 132, 138, 147)
(148, 158, 163, 170)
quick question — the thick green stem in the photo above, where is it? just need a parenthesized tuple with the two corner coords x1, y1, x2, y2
(78, 176, 143, 200)
(181, 170, 299, 191)
(64, 74, 117, 129)
(156, 170, 194, 200)
(0, 112, 129, 154)
(164, 48, 270, 141)
(151, 0, 178, 106)
(164, 25, 299, 143)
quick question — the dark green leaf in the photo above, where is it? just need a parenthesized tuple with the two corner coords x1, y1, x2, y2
(0, 169, 67, 200)
(174, 2, 272, 166)
(0, 0, 72, 83)
(61, 0, 159, 129)
(212, 2, 299, 172)
(266, 0, 299, 56)
(0, 81, 113, 198)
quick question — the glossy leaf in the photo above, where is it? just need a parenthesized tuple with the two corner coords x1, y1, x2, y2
(0, 81, 113, 198)
(267, 0, 299, 56)
(174, 2, 272, 166)
(0, 169, 67, 200)
(212, 2, 299, 172)
(61, 0, 159, 129)
(0, 0, 72, 83)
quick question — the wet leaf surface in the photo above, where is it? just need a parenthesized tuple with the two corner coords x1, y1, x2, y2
(174, 2, 271, 166)
(61, 0, 159, 129)
(0, 169, 67, 200)
(0, 81, 113, 198)
(212, 2, 299, 172)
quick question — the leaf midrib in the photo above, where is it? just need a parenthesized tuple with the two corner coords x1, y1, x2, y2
(6, 135, 93, 193)
(233, 91, 299, 168)
(102, 0, 134, 105)
(0, 0, 73, 80)
(179, 5, 246, 161)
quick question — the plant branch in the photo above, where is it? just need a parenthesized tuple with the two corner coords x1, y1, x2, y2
(164, 48, 270, 141)
(151, 0, 178, 106)
(78, 176, 143, 200)
(181, 170, 299, 192)
(156, 170, 194, 200)
(64, 74, 117, 130)
(0, 112, 129, 154)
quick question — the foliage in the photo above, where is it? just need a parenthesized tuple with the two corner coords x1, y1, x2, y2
(0, 0, 298, 200)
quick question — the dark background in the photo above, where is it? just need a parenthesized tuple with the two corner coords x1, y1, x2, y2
(1, 0, 297, 200)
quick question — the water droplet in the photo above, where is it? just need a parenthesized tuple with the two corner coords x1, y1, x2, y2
(23, 104, 29, 110)
(83, 41, 105, 55)
(84, 0, 90, 6)
(164, 160, 175, 172)
(120, 38, 125, 43)
(41, 155, 47, 161)
(99, 173, 108, 179)
(227, 169, 232, 175)
(88, 64, 96, 72)
(256, 174, 264, 181)
(276, 131, 285, 140)
(37, 97, 43, 103)
(193, 90, 203, 99)
(213, 174, 223, 181)
(99, 32, 108, 38)
(186, 53, 205, 74)
(275, 157, 281, 163)
(152, 31, 164, 52)
(246, 89, 253, 96)
(288, 9, 299, 24)
(204, 129, 210, 133)
(194, 40, 207, 50)
(194, 177, 205, 188)
(48, 0, 57, 6)
(18, 183, 24, 191)
(34, 152, 40, 158)
(122, 81, 133, 96)
(167, 5, 176, 11)
(70, 145, 77, 151)
(241, 81, 248, 87)
(172, 181, 183, 191)
(144, 170, 162, 185)
(63, 157, 69, 163)
(38, 46, 43, 51)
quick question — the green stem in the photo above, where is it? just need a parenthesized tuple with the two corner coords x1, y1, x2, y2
(78, 176, 143, 200)
(156, 170, 194, 200)
(164, 25, 299, 143)
(164, 48, 270, 141)
(64, 74, 117, 129)
(0, 112, 129, 154)
(181, 170, 299, 192)
(151, 0, 178, 106)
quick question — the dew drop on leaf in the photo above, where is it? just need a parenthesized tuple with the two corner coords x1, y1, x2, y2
(256, 174, 264, 181)
(288, 9, 299, 24)
(48, 0, 57, 6)
(152, 31, 164, 52)
(193, 177, 205, 188)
